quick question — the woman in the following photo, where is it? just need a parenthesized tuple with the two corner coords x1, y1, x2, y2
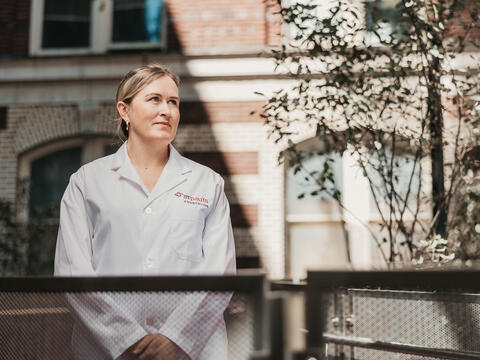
(54, 64, 236, 360)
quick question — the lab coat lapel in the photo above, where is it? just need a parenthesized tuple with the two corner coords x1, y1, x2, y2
(146, 144, 191, 206)
(110, 143, 150, 196)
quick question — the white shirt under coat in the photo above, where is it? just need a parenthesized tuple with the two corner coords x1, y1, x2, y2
(54, 142, 236, 360)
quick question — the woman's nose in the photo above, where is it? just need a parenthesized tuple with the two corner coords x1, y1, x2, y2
(157, 100, 170, 115)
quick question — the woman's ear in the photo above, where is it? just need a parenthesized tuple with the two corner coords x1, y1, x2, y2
(116, 101, 129, 122)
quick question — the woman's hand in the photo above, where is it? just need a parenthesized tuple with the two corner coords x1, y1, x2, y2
(127, 333, 183, 360)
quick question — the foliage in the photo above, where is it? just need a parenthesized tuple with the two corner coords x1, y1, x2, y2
(0, 180, 59, 275)
(412, 234, 456, 265)
(0, 199, 27, 275)
(449, 170, 480, 261)
(262, 0, 480, 266)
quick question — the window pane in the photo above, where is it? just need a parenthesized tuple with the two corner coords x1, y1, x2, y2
(289, 223, 349, 280)
(287, 151, 343, 215)
(42, 0, 91, 48)
(29, 147, 82, 218)
(365, 0, 409, 46)
(366, 148, 423, 217)
(112, 0, 164, 43)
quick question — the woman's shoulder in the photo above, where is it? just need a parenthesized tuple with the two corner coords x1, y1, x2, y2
(84, 153, 116, 172)
(70, 153, 117, 182)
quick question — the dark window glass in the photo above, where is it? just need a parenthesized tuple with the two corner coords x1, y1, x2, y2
(0, 107, 7, 130)
(42, 0, 91, 48)
(29, 147, 82, 219)
(112, 0, 164, 43)
(365, 0, 409, 45)
(27, 147, 82, 275)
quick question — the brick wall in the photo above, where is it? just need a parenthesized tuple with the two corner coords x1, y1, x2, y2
(441, 2, 480, 41)
(0, 0, 280, 57)
(165, 0, 281, 52)
(14, 106, 79, 154)
(3, 0, 480, 58)
(0, 100, 286, 273)
(180, 101, 264, 124)
(0, 0, 30, 57)
(0, 107, 17, 202)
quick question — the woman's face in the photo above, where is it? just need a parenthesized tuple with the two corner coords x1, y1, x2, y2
(118, 75, 180, 144)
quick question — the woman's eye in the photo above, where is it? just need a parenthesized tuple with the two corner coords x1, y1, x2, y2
(168, 99, 178, 105)
(149, 96, 160, 102)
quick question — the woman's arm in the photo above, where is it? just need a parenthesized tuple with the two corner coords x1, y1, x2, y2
(55, 168, 148, 359)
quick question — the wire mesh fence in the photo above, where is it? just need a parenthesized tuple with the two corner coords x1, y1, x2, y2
(349, 289, 480, 360)
(305, 270, 480, 360)
(5, 271, 480, 360)
(0, 275, 265, 360)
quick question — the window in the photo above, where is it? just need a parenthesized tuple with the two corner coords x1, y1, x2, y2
(364, 0, 409, 46)
(112, 0, 164, 45)
(285, 138, 350, 281)
(285, 137, 430, 277)
(0, 107, 7, 130)
(285, 0, 340, 49)
(30, 0, 167, 56)
(21, 137, 120, 220)
(42, 0, 91, 49)
(18, 137, 120, 275)
(29, 147, 82, 219)
(366, 147, 423, 219)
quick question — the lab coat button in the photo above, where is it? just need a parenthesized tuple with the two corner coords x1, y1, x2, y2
(144, 207, 152, 215)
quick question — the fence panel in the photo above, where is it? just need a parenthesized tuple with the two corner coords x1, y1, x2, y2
(0, 275, 266, 360)
(305, 270, 480, 360)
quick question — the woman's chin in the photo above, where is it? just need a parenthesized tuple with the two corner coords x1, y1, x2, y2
(146, 133, 174, 143)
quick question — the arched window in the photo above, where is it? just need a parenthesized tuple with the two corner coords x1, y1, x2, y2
(29, 146, 82, 219)
(285, 137, 428, 279)
(18, 137, 120, 275)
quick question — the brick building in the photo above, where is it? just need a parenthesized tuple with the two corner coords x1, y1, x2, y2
(2, 0, 477, 279)
(0, 0, 293, 277)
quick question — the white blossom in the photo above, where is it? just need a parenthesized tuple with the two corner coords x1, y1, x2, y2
(475, 224, 480, 234)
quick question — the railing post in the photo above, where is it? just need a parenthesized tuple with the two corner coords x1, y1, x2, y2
(268, 293, 286, 360)
(306, 272, 326, 359)
(250, 274, 270, 360)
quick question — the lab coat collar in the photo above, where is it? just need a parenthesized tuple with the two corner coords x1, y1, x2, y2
(110, 142, 192, 201)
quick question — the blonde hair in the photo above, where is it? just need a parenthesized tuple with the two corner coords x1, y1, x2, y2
(115, 63, 180, 139)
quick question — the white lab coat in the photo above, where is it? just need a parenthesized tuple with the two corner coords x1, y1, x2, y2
(54, 143, 236, 360)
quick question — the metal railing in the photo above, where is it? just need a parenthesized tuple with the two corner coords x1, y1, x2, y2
(304, 270, 480, 360)
(4, 270, 480, 359)
(0, 272, 274, 360)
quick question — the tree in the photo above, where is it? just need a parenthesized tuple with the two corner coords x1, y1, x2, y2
(261, 0, 480, 266)
(0, 179, 59, 275)
(0, 199, 27, 275)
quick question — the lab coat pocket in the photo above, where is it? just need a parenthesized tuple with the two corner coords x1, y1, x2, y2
(169, 217, 204, 262)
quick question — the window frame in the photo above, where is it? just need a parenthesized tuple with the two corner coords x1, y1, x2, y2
(364, 0, 409, 47)
(280, 0, 410, 51)
(284, 136, 432, 277)
(29, 0, 167, 57)
(17, 137, 119, 223)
